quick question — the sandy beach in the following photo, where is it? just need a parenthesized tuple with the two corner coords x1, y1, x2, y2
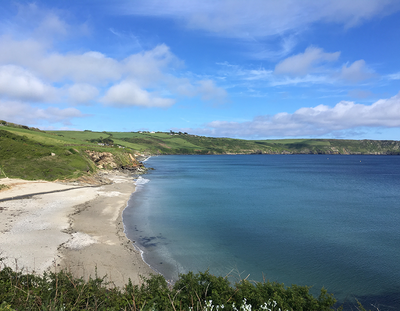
(0, 172, 155, 288)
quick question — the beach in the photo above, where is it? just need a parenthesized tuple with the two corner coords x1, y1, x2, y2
(0, 171, 155, 288)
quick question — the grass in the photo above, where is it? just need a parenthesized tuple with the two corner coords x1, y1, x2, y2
(0, 129, 93, 180)
(2, 122, 400, 181)
(0, 127, 143, 181)
(44, 128, 400, 155)
(0, 264, 340, 311)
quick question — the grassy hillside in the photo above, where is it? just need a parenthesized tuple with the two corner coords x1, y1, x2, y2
(49, 130, 400, 155)
(0, 123, 145, 181)
(1, 120, 400, 181)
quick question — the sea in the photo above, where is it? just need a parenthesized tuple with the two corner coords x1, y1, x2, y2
(122, 155, 400, 310)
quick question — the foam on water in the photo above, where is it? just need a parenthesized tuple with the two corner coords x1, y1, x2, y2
(134, 176, 150, 188)
(142, 156, 151, 162)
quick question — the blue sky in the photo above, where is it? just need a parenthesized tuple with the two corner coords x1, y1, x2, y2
(1, 0, 400, 139)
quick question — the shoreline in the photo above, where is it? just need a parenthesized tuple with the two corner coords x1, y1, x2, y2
(0, 171, 156, 288)
(120, 173, 171, 281)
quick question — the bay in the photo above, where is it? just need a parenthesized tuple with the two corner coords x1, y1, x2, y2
(122, 155, 400, 309)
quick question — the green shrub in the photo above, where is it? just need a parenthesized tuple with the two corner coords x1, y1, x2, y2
(0, 302, 15, 311)
(0, 264, 341, 311)
(172, 270, 234, 309)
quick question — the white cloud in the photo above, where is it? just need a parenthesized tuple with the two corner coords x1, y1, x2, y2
(33, 10, 69, 39)
(0, 4, 226, 110)
(386, 72, 400, 80)
(270, 75, 331, 87)
(123, 44, 181, 87)
(0, 20, 227, 109)
(116, 0, 400, 39)
(5, 2, 81, 42)
(0, 65, 56, 101)
(250, 35, 298, 60)
(189, 92, 400, 138)
(197, 80, 227, 103)
(219, 53, 375, 87)
(169, 77, 228, 104)
(0, 36, 45, 66)
(244, 68, 274, 81)
(274, 47, 340, 76)
(0, 26, 227, 116)
(217, 61, 332, 87)
(338, 60, 375, 83)
(102, 80, 175, 108)
(39, 51, 122, 84)
(0, 100, 85, 126)
(68, 84, 99, 104)
(0, 36, 122, 84)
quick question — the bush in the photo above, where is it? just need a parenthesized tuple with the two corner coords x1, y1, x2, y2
(0, 265, 341, 311)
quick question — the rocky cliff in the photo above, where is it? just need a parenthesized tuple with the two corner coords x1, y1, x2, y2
(84, 150, 147, 173)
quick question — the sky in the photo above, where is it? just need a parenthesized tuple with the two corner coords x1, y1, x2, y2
(1, 0, 400, 140)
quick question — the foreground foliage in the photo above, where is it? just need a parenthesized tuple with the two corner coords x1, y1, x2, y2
(0, 265, 341, 311)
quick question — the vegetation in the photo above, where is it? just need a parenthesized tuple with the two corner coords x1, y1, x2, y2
(0, 125, 143, 181)
(1, 120, 399, 180)
(0, 121, 386, 309)
(0, 129, 93, 180)
(49, 129, 400, 156)
(0, 265, 339, 311)
(0, 184, 10, 191)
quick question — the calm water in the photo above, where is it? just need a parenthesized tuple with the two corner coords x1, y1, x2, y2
(122, 155, 400, 309)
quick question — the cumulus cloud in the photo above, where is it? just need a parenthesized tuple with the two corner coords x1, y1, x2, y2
(338, 60, 375, 83)
(34, 11, 69, 38)
(0, 36, 45, 66)
(188, 92, 400, 138)
(116, 0, 400, 38)
(0, 38, 122, 84)
(102, 80, 175, 108)
(123, 44, 181, 86)
(197, 80, 228, 103)
(274, 47, 340, 76)
(0, 65, 56, 101)
(0, 23, 226, 111)
(0, 9, 227, 123)
(169, 78, 228, 104)
(0, 100, 85, 126)
(37, 51, 122, 84)
(68, 84, 99, 104)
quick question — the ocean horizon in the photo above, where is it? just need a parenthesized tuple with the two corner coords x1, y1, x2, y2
(122, 154, 400, 310)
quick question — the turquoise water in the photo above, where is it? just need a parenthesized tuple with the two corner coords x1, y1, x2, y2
(122, 155, 400, 309)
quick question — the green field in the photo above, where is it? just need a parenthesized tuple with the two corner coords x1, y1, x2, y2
(1, 120, 399, 181)
(0, 123, 143, 180)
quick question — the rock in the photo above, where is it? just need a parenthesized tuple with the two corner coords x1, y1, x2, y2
(85, 150, 118, 169)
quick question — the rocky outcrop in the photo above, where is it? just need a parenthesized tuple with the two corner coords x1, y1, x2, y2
(85, 151, 118, 169)
(84, 150, 147, 173)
